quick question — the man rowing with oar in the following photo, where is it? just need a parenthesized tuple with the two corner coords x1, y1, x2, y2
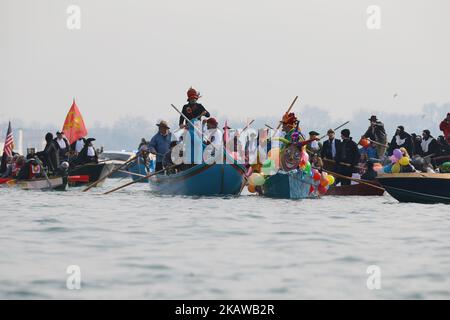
(179, 87, 210, 165)
(179, 87, 210, 129)
(148, 120, 172, 172)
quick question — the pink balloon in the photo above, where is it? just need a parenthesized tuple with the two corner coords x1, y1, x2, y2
(393, 149, 403, 160)
(390, 155, 399, 163)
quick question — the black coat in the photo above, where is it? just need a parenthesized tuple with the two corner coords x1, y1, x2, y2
(37, 140, 60, 171)
(179, 103, 210, 126)
(420, 138, 440, 157)
(76, 146, 98, 165)
(388, 132, 413, 156)
(364, 122, 387, 142)
(321, 138, 342, 160)
(336, 138, 360, 167)
(54, 137, 70, 157)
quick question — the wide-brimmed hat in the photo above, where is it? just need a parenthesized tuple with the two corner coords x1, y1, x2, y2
(156, 120, 170, 129)
(86, 138, 96, 143)
(56, 131, 64, 135)
(369, 115, 378, 122)
(309, 130, 320, 136)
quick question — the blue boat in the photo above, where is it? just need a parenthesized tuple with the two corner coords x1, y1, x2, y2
(149, 163, 247, 196)
(127, 159, 154, 183)
(261, 169, 318, 199)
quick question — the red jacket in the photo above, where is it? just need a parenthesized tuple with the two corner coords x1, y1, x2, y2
(440, 120, 450, 142)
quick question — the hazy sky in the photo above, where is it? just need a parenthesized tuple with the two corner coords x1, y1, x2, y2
(1, 0, 449, 128)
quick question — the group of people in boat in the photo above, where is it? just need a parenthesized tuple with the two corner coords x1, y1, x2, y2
(312, 113, 450, 183)
(0, 130, 101, 180)
(2, 86, 449, 185)
(140, 88, 449, 185)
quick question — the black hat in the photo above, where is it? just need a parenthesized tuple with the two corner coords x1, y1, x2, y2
(56, 131, 63, 135)
(369, 115, 378, 122)
(397, 126, 404, 131)
(86, 138, 96, 143)
(327, 129, 335, 134)
(341, 129, 350, 138)
(309, 131, 320, 136)
(423, 129, 431, 136)
(45, 132, 53, 141)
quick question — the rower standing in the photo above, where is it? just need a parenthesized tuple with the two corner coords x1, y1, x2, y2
(179, 87, 210, 164)
(179, 87, 210, 128)
(148, 121, 172, 172)
(54, 131, 70, 161)
(363, 115, 387, 158)
(335, 129, 360, 186)
(321, 129, 341, 171)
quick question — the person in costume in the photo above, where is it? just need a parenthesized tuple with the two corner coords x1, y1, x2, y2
(76, 138, 99, 165)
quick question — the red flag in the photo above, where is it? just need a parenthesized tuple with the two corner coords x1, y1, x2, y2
(62, 99, 87, 144)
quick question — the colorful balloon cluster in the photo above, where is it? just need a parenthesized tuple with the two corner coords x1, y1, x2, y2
(247, 149, 335, 196)
(380, 148, 410, 174)
(310, 168, 335, 195)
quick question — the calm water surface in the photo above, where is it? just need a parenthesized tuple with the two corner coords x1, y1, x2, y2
(1, 180, 450, 299)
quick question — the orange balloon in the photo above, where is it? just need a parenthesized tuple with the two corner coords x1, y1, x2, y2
(248, 184, 256, 193)
(359, 138, 370, 148)
(320, 179, 329, 187)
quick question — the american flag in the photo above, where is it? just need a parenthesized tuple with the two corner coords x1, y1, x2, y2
(2, 121, 14, 157)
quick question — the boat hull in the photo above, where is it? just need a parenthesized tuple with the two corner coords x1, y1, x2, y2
(377, 173, 450, 204)
(327, 182, 385, 196)
(261, 170, 318, 199)
(149, 164, 246, 196)
(8, 176, 68, 191)
(68, 163, 115, 186)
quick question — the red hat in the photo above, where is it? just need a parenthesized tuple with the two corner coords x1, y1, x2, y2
(187, 87, 200, 100)
(206, 118, 218, 126)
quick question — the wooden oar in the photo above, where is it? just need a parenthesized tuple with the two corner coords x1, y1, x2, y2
(82, 155, 137, 192)
(366, 138, 389, 148)
(272, 96, 299, 137)
(317, 167, 385, 191)
(34, 157, 53, 188)
(118, 170, 147, 178)
(318, 121, 350, 141)
(241, 119, 255, 133)
(264, 124, 274, 130)
(103, 164, 177, 195)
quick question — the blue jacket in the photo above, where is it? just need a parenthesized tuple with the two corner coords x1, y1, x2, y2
(148, 132, 172, 163)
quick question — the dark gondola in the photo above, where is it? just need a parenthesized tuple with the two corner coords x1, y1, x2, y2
(68, 162, 115, 186)
(376, 173, 450, 204)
